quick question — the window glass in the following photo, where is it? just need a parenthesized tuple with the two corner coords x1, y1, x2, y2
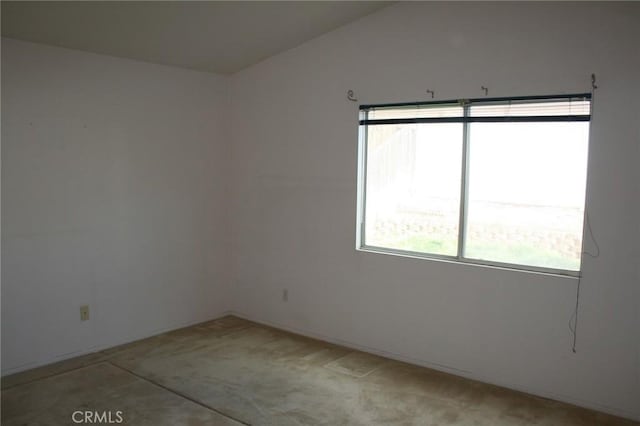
(464, 122, 589, 270)
(364, 123, 462, 256)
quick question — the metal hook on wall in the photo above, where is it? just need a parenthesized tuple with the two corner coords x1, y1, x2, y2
(347, 90, 358, 102)
(426, 89, 435, 99)
(481, 86, 489, 96)
(591, 74, 598, 90)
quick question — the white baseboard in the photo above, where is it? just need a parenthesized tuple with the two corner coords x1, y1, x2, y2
(228, 310, 640, 422)
(1, 310, 234, 377)
(4, 309, 637, 421)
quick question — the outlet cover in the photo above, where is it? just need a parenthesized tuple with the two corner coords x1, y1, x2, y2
(80, 305, 90, 321)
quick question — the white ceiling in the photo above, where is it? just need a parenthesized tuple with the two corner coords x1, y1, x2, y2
(1, 1, 390, 75)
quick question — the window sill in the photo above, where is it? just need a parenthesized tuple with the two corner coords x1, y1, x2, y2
(357, 245, 580, 279)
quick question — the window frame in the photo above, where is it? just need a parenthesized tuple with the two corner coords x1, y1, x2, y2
(356, 93, 592, 278)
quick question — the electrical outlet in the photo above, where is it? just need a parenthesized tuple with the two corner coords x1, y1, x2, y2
(80, 305, 90, 321)
(282, 289, 288, 302)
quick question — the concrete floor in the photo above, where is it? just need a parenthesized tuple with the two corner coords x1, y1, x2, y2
(2, 316, 637, 425)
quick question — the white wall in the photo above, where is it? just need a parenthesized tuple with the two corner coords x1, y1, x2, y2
(2, 2, 639, 420)
(1, 38, 231, 374)
(229, 2, 640, 420)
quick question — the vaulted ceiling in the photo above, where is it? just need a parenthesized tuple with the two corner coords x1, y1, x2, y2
(1, 1, 390, 74)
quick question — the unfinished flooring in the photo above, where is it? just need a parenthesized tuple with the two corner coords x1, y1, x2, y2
(2, 316, 637, 426)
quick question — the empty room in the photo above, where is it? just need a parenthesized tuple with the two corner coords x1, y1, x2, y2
(1, 1, 639, 425)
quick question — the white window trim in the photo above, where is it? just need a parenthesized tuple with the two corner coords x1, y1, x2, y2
(355, 94, 592, 278)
